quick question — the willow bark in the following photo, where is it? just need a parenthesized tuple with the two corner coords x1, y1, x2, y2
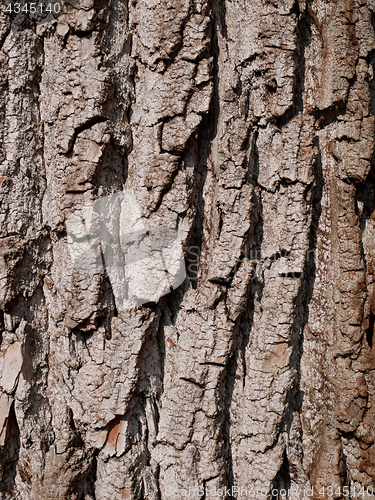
(0, 0, 375, 499)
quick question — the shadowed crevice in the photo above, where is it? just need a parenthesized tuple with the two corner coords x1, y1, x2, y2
(366, 311, 374, 349)
(0, 401, 20, 494)
(275, 0, 310, 129)
(270, 450, 291, 499)
(222, 135, 265, 495)
(280, 135, 323, 483)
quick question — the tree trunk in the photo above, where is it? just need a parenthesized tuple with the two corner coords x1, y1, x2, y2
(0, 0, 375, 498)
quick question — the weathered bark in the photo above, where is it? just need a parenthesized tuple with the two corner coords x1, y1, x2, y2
(0, 0, 375, 498)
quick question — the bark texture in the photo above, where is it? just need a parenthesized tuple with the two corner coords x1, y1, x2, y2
(0, 0, 375, 498)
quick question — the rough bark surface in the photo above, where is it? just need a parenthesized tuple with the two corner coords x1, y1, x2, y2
(0, 0, 375, 498)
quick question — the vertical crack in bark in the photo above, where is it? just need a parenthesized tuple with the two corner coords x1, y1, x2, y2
(0, 401, 20, 495)
(2, 0, 375, 497)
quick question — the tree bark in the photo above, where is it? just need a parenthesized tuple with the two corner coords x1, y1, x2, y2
(0, 0, 375, 498)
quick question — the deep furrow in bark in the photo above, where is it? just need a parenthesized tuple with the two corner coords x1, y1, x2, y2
(0, 0, 375, 499)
